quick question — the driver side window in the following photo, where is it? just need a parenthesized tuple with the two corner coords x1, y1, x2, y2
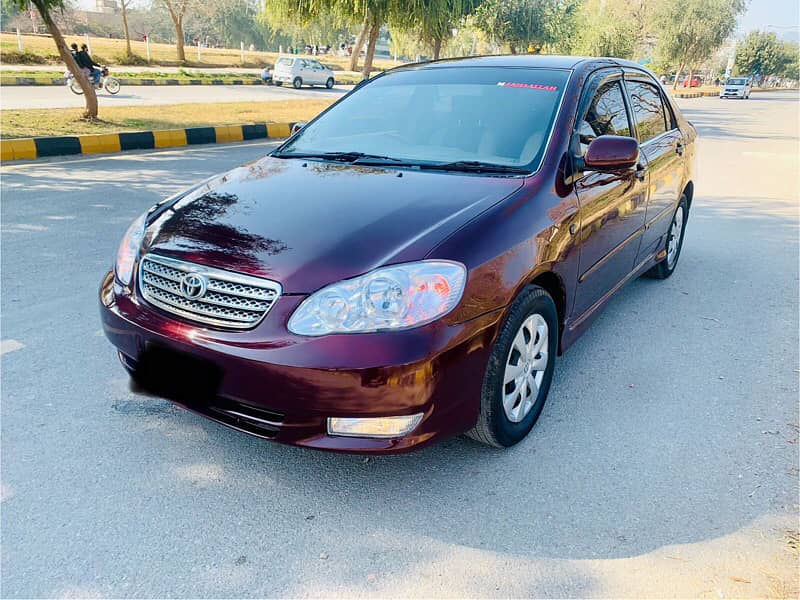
(576, 80, 631, 156)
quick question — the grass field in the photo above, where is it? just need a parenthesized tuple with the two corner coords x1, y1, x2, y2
(1, 32, 397, 71)
(0, 99, 335, 139)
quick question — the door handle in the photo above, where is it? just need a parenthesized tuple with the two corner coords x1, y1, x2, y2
(635, 163, 646, 182)
(675, 142, 684, 156)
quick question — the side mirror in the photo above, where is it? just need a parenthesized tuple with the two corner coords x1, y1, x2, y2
(291, 122, 307, 135)
(584, 135, 640, 170)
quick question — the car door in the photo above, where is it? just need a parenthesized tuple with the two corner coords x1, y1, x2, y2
(297, 59, 312, 83)
(310, 60, 326, 84)
(623, 72, 685, 263)
(570, 70, 650, 321)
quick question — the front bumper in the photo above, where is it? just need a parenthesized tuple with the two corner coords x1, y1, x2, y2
(720, 90, 746, 98)
(100, 271, 502, 453)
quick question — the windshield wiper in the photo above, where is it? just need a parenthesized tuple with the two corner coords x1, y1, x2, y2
(420, 160, 531, 175)
(272, 151, 404, 163)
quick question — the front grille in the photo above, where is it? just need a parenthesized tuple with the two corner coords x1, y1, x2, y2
(138, 254, 281, 329)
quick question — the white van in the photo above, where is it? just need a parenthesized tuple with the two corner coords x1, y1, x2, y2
(720, 77, 752, 99)
(272, 57, 336, 89)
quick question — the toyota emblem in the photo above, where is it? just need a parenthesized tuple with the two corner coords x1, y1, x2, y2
(180, 273, 207, 299)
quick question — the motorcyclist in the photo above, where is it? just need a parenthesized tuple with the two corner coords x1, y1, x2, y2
(77, 44, 102, 86)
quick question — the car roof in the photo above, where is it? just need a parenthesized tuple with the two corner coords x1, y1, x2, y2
(391, 54, 648, 73)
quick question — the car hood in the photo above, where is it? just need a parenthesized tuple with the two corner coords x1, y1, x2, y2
(143, 156, 523, 293)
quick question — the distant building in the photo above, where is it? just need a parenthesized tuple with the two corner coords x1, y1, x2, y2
(95, 0, 119, 14)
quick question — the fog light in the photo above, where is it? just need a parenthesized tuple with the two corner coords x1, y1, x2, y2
(327, 414, 424, 438)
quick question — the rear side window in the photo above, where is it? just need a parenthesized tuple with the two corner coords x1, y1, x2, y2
(277, 57, 293, 66)
(575, 80, 630, 156)
(627, 81, 668, 143)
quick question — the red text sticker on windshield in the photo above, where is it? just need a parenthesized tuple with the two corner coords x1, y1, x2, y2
(497, 82, 558, 91)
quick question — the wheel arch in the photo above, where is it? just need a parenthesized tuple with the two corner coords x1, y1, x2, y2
(528, 270, 567, 355)
(683, 180, 694, 210)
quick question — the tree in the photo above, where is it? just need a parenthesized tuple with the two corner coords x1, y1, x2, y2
(654, 0, 746, 89)
(471, 0, 574, 55)
(401, 0, 481, 60)
(572, 0, 656, 59)
(735, 30, 786, 79)
(161, 0, 193, 63)
(120, 0, 133, 56)
(15, 0, 97, 118)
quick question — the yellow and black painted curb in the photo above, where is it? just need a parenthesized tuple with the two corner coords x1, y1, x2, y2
(0, 75, 359, 86)
(671, 87, 794, 99)
(0, 122, 293, 162)
(1, 76, 271, 87)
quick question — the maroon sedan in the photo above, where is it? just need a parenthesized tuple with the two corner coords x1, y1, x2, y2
(100, 55, 696, 453)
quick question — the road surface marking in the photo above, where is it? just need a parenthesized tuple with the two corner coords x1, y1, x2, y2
(1, 340, 25, 355)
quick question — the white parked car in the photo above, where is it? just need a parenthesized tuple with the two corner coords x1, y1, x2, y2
(272, 57, 336, 89)
(720, 77, 752, 99)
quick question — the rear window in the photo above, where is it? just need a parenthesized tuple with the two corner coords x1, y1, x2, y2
(280, 67, 570, 170)
(276, 57, 294, 67)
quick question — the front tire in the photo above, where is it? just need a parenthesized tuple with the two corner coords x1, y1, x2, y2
(292, 77, 302, 89)
(326, 77, 335, 89)
(467, 286, 558, 448)
(104, 77, 120, 94)
(646, 195, 688, 279)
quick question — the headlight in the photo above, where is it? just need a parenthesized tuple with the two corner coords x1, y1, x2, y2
(288, 260, 466, 336)
(114, 213, 146, 286)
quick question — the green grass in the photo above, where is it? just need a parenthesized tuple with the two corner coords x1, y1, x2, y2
(0, 99, 336, 139)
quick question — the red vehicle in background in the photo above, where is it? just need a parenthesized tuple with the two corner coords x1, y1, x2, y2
(682, 75, 702, 88)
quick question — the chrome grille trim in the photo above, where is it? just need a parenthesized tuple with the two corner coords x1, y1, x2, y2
(138, 253, 282, 329)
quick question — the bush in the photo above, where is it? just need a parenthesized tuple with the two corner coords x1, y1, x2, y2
(1, 51, 49, 65)
(114, 52, 149, 66)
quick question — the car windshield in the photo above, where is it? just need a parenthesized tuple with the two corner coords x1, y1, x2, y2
(277, 67, 570, 171)
(727, 78, 747, 85)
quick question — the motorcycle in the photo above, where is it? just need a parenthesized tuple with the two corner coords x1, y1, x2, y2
(65, 66, 120, 95)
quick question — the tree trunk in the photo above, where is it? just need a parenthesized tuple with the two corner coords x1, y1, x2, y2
(170, 12, 186, 63)
(687, 66, 694, 89)
(349, 18, 368, 72)
(121, 1, 132, 56)
(432, 35, 443, 60)
(361, 20, 380, 80)
(509, 43, 517, 55)
(32, 0, 97, 118)
(672, 62, 684, 89)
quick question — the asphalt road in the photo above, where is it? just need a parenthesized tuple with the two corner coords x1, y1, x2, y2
(0, 82, 352, 110)
(1, 92, 798, 598)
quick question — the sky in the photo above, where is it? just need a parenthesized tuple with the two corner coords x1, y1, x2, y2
(737, 0, 800, 39)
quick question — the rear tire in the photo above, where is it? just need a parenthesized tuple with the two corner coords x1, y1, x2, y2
(69, 79, 84, 95)
(292, 77, 302, 89)
(645, 194, 688, 279)
(274, 81, 283, 86)
(326, 77, 335, 89)
(467, 285, 558, 448)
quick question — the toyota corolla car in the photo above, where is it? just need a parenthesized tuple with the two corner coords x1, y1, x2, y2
(100, 55, 696, 453)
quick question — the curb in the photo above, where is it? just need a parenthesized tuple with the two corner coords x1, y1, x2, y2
(1, 76, 358, 86)
(0, 122, 293, 162)
(672, 88, 795, 99)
